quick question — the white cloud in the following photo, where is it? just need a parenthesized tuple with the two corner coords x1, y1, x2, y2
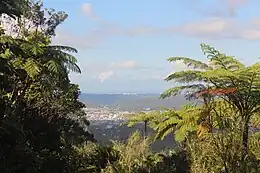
(81, 3, 96, 19)
(54, 16, 260, 49)
(81, 2, 107, 23)
(53, 1, 260, 49)
(110, 60, 139, 69)
(181, 18, 234, 35)
(70, 60, 159, 83)
(97, 70, 114, 83)
(94, 60, 142, 82)
(240, 29, 260, 40)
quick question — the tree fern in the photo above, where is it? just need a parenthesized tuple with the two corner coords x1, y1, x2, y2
(165, 70, 205, 83)
(162, 43, 260, 162)
(168, 56, 211, 70)
(160, 84, 206, 99)
(23, 58, 41, 78)
(47, 45, 78, 53)
(151, 107, 200, 142)
(122, 111, 160, 137)
(45, 59, 61, 74)
(201, 43, 245, 70)
(44, 46, 81, 73)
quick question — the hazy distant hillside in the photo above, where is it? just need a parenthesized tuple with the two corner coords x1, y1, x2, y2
(79, 93, 189, 110)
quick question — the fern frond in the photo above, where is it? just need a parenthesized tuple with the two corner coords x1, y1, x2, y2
(168, 56, 211, 70)
(155, 123, 176, 140)
(51, 50, 78, 63)
(165, 70, 205, 83)
(0, 48, 12, 59)
(47, 45, 78, 53)
(122, 111, 160, 127)
(10, 58, 23, 68)
(64, 62, 81, 73)
(160, 84, 206, 99)
(201, 43, 245, 70)
(45, 59, 61, 73)
(23, 58, 41, 78)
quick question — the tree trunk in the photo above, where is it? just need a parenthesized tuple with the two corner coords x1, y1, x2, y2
(241, 116, 250, 171)
(144, 121, 147, 137)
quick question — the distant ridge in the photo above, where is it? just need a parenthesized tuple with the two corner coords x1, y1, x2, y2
(79, 93, 189, 110)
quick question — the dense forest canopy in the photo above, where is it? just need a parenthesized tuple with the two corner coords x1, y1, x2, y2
(0, 0, 259, 173)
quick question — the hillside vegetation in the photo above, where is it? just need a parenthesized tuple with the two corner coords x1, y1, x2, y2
(0, 1, 259, 173)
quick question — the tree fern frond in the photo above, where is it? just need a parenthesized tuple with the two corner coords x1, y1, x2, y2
(168, 56, 211, 70)
(0, 48, 12, 59)
(200, 43, 222, 58)
(160, 84, 206, 99)
(201, 43, 245, 70)
(155, 123, 176, 140)
(122, 111, 160, 127)
(45, 59, 61, 73)
(23, 58, 41, 78)
(251, 114, 260, 128)
(51, 49, 78, 63)
(64, 62, 81, 73)
(165, 70, 204, 83)
(47, 45, 78, 53)
(10, 58, 23, 68)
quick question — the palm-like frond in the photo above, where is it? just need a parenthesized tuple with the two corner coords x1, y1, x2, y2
(165, 70, 205, 83)
(44, 46, 81, 73)
(0, 48, 12, 59)
(64, 62, 81, 73)
(251, 114, 260, 129)
(47, 49, 78, 63)
(168, 57, 211, 70)
(152, 109, 180, 139)
(121, 111, 160, 127)
(153, 106, 201, 141)
(160, 84, 206, 99)
(23, 58, 41, 78)
(47, 45, 78, 53)
(200, 43, 245, 70)
(45, 59, 61, 74)
(162, 44, 246, 100)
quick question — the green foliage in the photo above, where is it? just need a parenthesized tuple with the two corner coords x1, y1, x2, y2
(100, 131, 189, 173)
(168, 57, 210, 70)
(122, 111, 159, 127)
(0, 1, 259, 173)
(155, 107, 200, 142)
(73, 143, 119, 173)
(0, 1, 94, 173)
(158, 43, 260, 172)
(0, 0, 28, 18)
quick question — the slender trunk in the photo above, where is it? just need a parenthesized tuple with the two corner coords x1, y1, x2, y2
(241, 115, 250, 172)
(144, 120, 147, 137)
(242, 116, 250, 160)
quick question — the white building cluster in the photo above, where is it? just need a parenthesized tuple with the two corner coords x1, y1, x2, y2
(83, 107, 132, 121)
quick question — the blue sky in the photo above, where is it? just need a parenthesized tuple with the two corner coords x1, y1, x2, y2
(44, 0, 260, 93)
